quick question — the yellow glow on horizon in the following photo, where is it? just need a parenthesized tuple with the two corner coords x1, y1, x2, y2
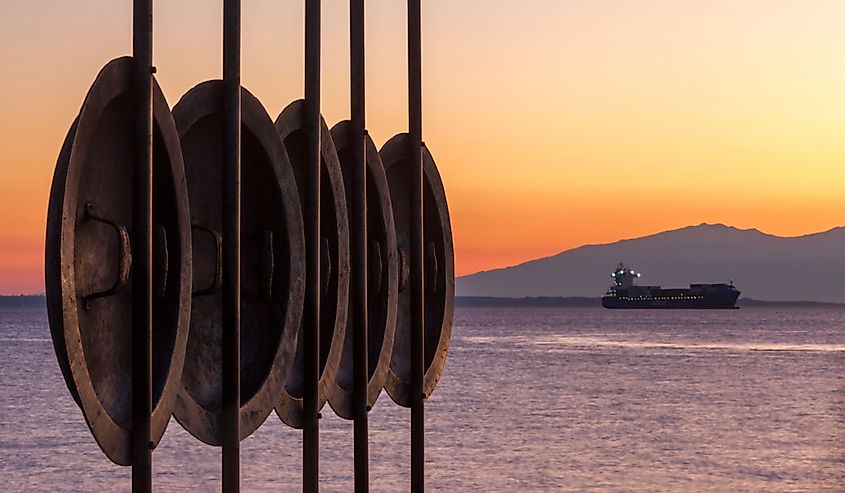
(1, 1, 844, 293)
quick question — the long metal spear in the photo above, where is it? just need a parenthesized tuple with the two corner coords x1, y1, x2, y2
(131, 0, 153, 491)
(350, 0, 369, 490)
(408, 0, 425, 492)
(222, 0, 242, 491)
(303, 0, 322, 491)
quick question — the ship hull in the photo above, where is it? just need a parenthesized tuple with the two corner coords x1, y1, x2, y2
(601, 287, 740, 309)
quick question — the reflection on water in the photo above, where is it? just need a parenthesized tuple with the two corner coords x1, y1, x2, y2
(467, 334, 845, 352)
(1, 305, 843, 492)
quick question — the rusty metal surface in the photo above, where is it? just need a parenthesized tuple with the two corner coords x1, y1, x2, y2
(328, 121, 398, 420)
(46, 2, 452, 489)
(171, 81, 305, 445)
(379, 133, 454, 409)
(45, 56, 192, 466)
(274, 99, 350, 429)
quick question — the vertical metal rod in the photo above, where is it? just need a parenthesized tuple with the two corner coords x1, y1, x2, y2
(408, 1, 425, 492)
(350, 0, 369, 491)
(303, 0, 322, 491)
(222, 0, 242, 491)
(131, 1, 153, 492)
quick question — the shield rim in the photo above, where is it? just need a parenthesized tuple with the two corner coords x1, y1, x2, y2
(273, 99, 350, 429)
(326, 120, 399, 420)
(170, 80, 306, 445)
(378, 132, 455, 408)
(44, 56, 192, 465)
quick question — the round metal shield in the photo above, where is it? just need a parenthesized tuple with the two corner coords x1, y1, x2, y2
(379, 133, 455, 408)
(45, 56, 192, 465)
(274, 100, 350, 428)
(171, 81, 305, 445)
(326, 121, 398, 419)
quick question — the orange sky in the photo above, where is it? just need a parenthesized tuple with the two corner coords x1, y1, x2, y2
(1, 1, 844, 294)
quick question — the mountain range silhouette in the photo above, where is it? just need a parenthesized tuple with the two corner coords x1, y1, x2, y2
(457, 223, 845, 303)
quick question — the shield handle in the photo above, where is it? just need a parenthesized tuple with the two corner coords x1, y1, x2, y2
(82, 201, 133, 310)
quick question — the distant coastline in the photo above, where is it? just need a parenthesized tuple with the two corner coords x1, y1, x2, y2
(456, 296, 845, 308)
(1, 295, 842, 309)
(0, 295, 47, 307)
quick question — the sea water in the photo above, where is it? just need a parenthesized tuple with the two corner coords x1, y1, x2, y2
(1, 303, 843, 492)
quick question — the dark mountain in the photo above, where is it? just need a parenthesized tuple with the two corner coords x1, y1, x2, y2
(457, 224, 845, 303)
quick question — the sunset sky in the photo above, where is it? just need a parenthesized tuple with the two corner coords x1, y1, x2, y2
(1, 1, 844, 294)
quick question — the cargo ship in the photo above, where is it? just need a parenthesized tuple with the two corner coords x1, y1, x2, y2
(601, 263, 740, 309)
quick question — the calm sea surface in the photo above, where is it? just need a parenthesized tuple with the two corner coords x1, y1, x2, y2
(1, 304, 843, 492)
